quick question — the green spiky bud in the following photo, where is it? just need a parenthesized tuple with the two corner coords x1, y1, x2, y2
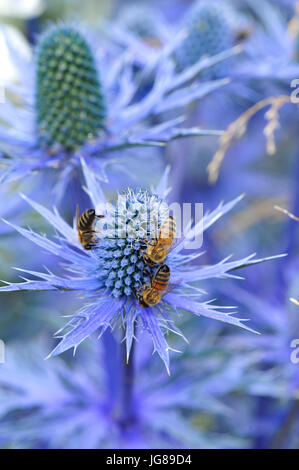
(36, 25, 106, 150)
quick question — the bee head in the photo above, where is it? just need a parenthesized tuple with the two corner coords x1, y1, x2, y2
(136, 289, 148, 308)
(87, 209, 96, 217)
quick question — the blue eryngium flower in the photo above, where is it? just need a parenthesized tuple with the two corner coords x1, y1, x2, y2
(0, 22, 226, 194)
(0, 164, 285, 371)
(236, 0, 299, 81)
(0, 333, 259, 449)
(174, 0, 235, 76)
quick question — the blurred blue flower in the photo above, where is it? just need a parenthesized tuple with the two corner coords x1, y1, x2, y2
(236, 0, 299, 81)
(214, 267, 299, 449)
(0, 163, 284, 371)
(0, 326, 268, 449)
(0, 21, 226, 202)
(105, 1, 242, 76)
(219, 282, 299, 395)
(174, 0, 235, 77)
(110, 0, 299, 84)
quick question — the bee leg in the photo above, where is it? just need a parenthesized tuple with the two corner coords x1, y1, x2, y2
(134, 288, 140, 300)
(148, 238, 158, 247)
(165, 279, 182, 294)
(142, 267, 153, 282)
(139, 240, 147, 252)
(135, 283, 144, 294)
(139, 238, 157, 250)
(135, 285, 145, 305)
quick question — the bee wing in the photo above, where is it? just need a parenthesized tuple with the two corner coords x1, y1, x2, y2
(160, 237, 180, 258)
(75, 204, 81, 229)
(169, 237, 180, 250)
(165, 279, 182, 295)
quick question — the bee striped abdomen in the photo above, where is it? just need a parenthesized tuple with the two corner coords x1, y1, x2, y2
(143, 215, 176, 267)
(76, 206, 103, 250)
(137, 264, 170, 308)
(79, 209, 96, 230)
(151, 264, 170, 291)
(160, 216, 176, 242)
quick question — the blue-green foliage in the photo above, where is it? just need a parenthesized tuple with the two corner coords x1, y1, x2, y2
(36, 25, 106, 150)
(175, 1, 234, 77)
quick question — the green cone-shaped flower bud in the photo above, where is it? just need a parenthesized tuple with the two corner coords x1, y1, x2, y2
(36, 25, 106, 150)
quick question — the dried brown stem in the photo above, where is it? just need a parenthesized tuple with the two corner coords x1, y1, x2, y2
(288, 2, 299, 38)
(214, 197, 286, 241)
(207, 96, 292, 184)
(274, 205, 299, 222)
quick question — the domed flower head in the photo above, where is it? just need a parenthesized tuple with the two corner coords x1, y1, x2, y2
(174, 0, 236, 77)
(105, 1, 242, 75)
(0, 162, 284, 372)
(0, 22, 227, 200)
(172, 0, 299, 84)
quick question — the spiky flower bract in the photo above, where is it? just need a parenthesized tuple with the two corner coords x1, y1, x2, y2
(36, 25, 106, 150)
(237, 0, 299, 81)
(111, 0, 299, 85)
(0, 163, 285, 371)
(0, 21, 228, 203)
(175, 1, 235, 77)
(222, 282, 299, 397)
(0, 330, 265, 449)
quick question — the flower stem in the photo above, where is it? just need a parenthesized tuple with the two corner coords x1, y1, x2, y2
(119, 328, 136, 430)
(270, 400, 299, 449)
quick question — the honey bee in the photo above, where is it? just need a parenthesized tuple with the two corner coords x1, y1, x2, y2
(137, 264, 170, 308)
(76, 205, 104, 250)
(143, 216, 176, 267)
